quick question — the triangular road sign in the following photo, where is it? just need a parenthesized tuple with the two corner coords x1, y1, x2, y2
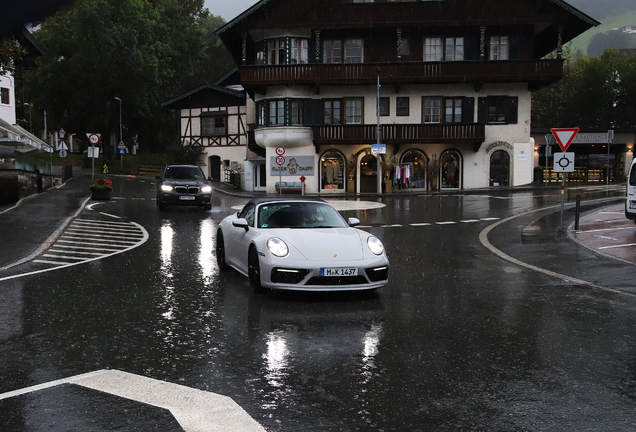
(551, 128, 580, 152)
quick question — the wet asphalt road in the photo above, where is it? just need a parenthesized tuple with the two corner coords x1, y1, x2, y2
(1, 178, 635, 431)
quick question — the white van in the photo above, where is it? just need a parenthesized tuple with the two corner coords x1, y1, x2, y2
(626, 159, 636, 223)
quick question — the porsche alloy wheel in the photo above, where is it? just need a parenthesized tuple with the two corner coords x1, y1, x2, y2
(248, 246, 264, 293)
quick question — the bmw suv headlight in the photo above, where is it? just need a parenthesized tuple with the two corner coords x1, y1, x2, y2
(161, 185, 173, 192)
(267, 237, 289, 257)
(200, 185, 212, 193)
(367, 236, 385, 255)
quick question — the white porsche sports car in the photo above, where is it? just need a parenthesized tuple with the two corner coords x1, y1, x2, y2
(216, 198, 389, 292)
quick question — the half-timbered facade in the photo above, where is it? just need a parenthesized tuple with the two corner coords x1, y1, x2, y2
(213, 0, 598, 193)
(163, 71, 268, 191)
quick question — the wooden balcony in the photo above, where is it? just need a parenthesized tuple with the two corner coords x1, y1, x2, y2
(312, 123, 485, 146)
(239, 59, 563, 89)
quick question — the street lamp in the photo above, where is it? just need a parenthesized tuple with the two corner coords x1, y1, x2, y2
(114, 97, 122, 169)
(24, 102, 32, 133)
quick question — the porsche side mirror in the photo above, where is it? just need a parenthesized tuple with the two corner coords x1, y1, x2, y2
(233, 218, 250, 231)
(348, 217, 360, 227)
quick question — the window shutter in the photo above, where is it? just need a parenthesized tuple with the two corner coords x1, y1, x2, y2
(462, 97, 475, 123)
(507, 97, 518, 124)
(477, 97, 488, 124)
(305, 99, 324, 125)
(510, 35, 521, 60)
(464, 36, 477, 60)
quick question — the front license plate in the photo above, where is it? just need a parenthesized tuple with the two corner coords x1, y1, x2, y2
(179, 196, 195, 201)
(630, 201, 636, 209)
(321, 267, 358, 277)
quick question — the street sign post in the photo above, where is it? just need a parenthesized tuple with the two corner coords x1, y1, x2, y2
(551, 128, 579, 231)
(276, 155, 285, 195)
(86, 133, 101, 180)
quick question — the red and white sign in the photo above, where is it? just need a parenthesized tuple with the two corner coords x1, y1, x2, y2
(276, 146, 285, 156)
(276, 156, 285, 166)
(118, 140, 126, 149)
(551, 128, 579, 152)
(87, 133, 101, 146)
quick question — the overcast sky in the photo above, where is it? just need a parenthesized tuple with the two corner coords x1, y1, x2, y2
(204, 0, 260, 22)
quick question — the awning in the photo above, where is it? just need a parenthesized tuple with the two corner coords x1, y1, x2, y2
(0, 118, 52, 153)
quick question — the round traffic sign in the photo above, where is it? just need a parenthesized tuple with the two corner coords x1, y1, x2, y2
(557, 156, 571, 168)
(59, 149, 67, 158)
(276, 156, 285, 166)
(276, 146, 285, 156)
(89, 134, 100, 145)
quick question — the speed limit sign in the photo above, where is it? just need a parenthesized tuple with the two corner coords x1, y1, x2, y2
(87, 133, 101, 146)
(276, 156, 285, 166)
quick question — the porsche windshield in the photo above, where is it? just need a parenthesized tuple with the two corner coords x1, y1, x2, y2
(258, 202, 348, 229)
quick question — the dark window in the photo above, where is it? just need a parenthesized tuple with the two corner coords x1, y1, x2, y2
(0, 88, 8, 105)
(445, 37, 464, 61)
(291, 100, 304, 124)
(269, 100, 285, 125)
(323, 40, 342, 64)
(324, 100, 341, 124)
(477, 96, 518, 125)
(444, 98, 462, 123)
(489, 36, 509, 60)
(345, 39, 363, 63)
(290, 38, 308, 64)
(425, 37, 442, 61)
(202, 116, 227, 136)
(378, 97, 390, 116)
(397, 97, 410, 116)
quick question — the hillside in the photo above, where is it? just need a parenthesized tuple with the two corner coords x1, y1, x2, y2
(565, 0, 636, 55)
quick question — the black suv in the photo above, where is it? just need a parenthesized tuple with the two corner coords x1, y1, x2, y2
(156, 165, 212, 211)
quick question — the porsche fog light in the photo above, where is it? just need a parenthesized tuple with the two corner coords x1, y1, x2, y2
(367, 236, 384, 255)
(161, 184, 173, 192)
(267, 237, 289, 257)
(200, 185, 212, 193)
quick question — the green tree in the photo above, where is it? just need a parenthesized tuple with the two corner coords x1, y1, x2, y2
(26, 0, 207, 153)
(0, 36, 27, 75)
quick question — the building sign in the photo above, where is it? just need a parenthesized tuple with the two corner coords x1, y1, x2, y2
(571, 132, 613, 144)
(486, 141, 513, 153)
(270, 156, 315, 176)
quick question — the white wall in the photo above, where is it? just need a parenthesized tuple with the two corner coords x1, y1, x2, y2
(0, 74, 16, 125)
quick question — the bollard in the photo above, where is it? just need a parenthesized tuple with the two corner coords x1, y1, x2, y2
(575, 194, 581, 231)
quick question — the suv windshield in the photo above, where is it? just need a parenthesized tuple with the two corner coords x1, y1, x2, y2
(164, 166, 205, 180)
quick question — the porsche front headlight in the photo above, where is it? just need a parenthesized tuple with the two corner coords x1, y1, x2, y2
(161, 184, 173, 192)
(267, 237, 289, 257)
(367, 236, 384, 255)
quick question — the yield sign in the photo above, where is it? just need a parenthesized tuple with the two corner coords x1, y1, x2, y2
(551, 128, 580, 152)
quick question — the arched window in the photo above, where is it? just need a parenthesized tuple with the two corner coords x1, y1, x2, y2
(490, 150, 510, 186)
(320, 150, 345, 190)
(398, 149, 428, 189)
(440, 150, 462, 189)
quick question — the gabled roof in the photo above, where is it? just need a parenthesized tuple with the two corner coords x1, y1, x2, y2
(161, 82, 246, 109)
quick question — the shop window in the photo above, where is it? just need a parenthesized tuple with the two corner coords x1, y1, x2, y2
(396, 149, 427, 189)
(441, 151, 461, 189)
(321, 150, 345, 190)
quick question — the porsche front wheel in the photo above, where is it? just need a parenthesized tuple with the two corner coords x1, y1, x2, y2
(248, 246, 264, 293)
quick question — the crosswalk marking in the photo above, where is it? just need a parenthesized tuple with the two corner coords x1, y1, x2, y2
(32, 218, 148, 270)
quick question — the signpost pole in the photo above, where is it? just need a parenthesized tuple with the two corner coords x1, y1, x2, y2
(560, 173, 565, 231)
(376, 67, 382, 195)
(544, 134, 550, 186)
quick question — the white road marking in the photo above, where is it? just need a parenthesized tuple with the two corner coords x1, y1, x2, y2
(0, 369, 265, 432)
(409, 223, 431, 226)
(599, 243, 636, 250)
(436, 221, 457, 225)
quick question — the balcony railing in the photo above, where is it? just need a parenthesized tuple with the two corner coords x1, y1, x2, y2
(239, 59, 563, 87)
(312, 123, 485, 145)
